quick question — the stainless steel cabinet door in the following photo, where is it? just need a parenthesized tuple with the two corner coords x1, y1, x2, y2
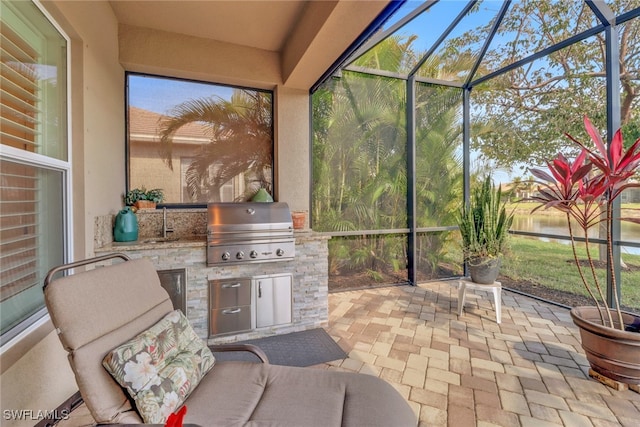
(210, 306, 252, 335)
(210, 279, 251, 308)
(209, 278, 252, 336)
(157, 269, 186, 314)
(255, 274, 292, 328)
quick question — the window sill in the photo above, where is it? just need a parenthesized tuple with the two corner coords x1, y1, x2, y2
(0, 313, 53, 374)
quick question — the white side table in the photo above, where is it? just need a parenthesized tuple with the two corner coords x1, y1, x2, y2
(457, 279, 502, 323)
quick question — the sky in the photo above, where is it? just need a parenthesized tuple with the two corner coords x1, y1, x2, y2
(128, 74, 234, 115)
(386, 0, 503, 56)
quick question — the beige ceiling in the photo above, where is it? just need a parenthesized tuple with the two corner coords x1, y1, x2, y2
(109, 1, 308, 52)
(109, 0, 390, 89)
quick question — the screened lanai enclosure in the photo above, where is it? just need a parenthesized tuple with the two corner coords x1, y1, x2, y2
(311, 0, 640, 313)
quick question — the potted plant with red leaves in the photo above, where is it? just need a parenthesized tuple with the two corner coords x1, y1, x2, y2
(530, 116, 640, 386)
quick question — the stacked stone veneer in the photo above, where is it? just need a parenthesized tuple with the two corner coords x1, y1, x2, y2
(95, 229, 329, 344)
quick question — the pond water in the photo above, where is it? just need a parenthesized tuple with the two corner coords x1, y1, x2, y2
(512, 214, 640, 255)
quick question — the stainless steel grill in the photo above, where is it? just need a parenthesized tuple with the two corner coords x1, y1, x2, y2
(207, 202, 295, 266)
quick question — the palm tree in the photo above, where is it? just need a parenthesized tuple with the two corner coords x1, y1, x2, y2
(413, 83, 465, 277)
(313, 35, 467, 283)
(158, 90, 272, 202)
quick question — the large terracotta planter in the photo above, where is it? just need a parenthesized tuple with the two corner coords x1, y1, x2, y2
(570, 306, 640, 385)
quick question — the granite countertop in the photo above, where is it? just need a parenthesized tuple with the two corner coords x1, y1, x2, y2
(95, 230, 326, 252)
(96, 235, 207, 251)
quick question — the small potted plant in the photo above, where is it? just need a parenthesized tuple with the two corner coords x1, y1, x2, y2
(456, 175, 514, 284)
(145, 188, 165, 204)
(530, 116, 640, 386)
(125, 187, 164, 210)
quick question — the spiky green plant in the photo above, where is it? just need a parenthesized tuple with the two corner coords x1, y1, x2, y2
(456, 176, 514, 264)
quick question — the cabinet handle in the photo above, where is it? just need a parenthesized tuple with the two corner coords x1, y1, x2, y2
(222, 283, 241, 288)
(222, 308, 241, 315)
(258, 281, 262, 298)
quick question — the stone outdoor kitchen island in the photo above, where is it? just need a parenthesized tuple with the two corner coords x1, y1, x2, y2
(94, 209, 329, 343)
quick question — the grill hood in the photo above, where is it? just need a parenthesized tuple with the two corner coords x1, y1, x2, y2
(207, 202, 295, 265)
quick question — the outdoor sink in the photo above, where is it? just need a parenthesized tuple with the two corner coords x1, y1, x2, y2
(139, 236, 206, 245)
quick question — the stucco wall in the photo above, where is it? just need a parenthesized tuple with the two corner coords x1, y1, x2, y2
(275, 86, 311, 212)
(63, 0, 126, 256)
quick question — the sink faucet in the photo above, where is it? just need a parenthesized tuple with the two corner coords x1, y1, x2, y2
(163, 207, 174, 238)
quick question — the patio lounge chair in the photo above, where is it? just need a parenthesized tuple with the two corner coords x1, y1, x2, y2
(43, 253, 417, 426)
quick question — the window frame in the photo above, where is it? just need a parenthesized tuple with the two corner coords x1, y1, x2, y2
(125, 71, 276, 207)
(0, 0, 72, 350)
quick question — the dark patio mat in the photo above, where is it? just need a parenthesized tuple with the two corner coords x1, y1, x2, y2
(210, 328, 347, 367)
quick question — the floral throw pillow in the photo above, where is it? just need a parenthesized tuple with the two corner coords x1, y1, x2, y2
(102, 310, 215, 423)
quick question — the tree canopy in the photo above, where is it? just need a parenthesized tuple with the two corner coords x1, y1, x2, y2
(461, 1, 640, 170)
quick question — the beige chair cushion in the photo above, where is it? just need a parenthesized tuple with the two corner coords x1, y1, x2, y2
(45, 258, 173, 424)
(184, 362, 417, 427)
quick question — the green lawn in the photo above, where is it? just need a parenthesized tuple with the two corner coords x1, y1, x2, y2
(501, 236, 640, 311)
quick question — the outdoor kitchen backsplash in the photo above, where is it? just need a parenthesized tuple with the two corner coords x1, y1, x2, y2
(95, 209, 208, 248)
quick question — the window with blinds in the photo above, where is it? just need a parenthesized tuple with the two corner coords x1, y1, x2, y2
(1, 23, 38, 152)
(0, 160, 37, 302)
(1, 0, 68, 343)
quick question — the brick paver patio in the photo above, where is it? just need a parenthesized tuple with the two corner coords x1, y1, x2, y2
(59, 280, 640, 426)
(323, 281, 640, 426)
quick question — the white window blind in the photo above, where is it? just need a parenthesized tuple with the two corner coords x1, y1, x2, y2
(1, 17, 39, 151)
(1, 0, 68, 342)
(0, 160, 38, 303)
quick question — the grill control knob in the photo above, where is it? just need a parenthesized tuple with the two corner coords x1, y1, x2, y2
(276, 248, 285, 257)
(236, 251, 245, 260)
(250, 250, 258, 259)
(221, 252, 230, 261)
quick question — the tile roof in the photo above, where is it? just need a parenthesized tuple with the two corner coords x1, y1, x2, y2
(128, 106, 210, 140)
